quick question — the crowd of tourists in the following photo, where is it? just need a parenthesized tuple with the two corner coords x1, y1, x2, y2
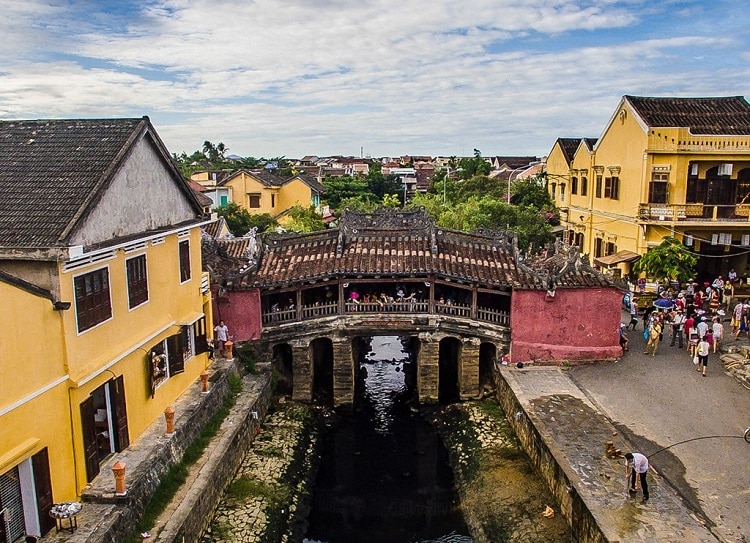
(620, 272, 749, 378)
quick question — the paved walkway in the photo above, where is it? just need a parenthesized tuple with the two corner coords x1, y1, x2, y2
(502, 312, 749, 542)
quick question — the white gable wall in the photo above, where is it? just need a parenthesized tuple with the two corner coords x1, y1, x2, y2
(71, 136, 197, 247)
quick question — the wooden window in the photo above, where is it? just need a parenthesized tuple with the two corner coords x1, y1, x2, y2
(559, 183, 566, 202)
(74, 268, 112, 332)
(248, 193, 261, 208)
(271, 194, 276, 208)
(649, 172, 669, 204)
(595, 175, 602, 198)
(571, 177, 578, 195)
(179, 240, 191, 283)
(550, 183, 557, 199)
(604, 177, 620, 200)
(194, 316, 209, 355)
(581, 177, 588, 196)
(594, 238, 604, 258)
(606, 242, 616, 255)
(126, 254, 148, 308)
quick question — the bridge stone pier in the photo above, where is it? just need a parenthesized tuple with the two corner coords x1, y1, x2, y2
(263, 313, 509, 407)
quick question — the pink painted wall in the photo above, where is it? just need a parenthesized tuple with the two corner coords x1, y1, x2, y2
(510, 287, 623, 364)
(211, 288, 262, 341)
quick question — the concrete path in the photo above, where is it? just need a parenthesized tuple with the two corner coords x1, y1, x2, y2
(502, 367, 716, 542)
(568, 314, 750, 543)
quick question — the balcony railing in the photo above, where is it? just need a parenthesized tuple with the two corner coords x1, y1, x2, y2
(262, 301, 509, 327)
(638, 203, 750, 222)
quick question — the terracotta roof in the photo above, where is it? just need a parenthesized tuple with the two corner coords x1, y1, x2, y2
(516, 241, 623, 290)
(0, 117, 201, 248)
(625, 95, 750, 135)
(245, 210, 519, 289)
(201, 210, 621, 292)
(201, 217, 228, 238)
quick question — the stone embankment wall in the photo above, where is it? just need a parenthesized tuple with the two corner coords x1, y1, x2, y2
(77, 359, 273, 543)
(154, 372, 273, 542)
(494, 372, 606, 543)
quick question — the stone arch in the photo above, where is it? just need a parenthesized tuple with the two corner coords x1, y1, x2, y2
(311, 337, 334, 406)
(438, 336, 462, 404)
(271, 342, 294, 397)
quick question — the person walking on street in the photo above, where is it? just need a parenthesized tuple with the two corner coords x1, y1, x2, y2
(712, 316, 723, 353)
(629, 297, 639, 330)
(625, 452, 650, 502)
(213, 320, 229, 357)
(735, 306, 750, 341)
(644, 317, 662, 356)
(696, 336, 710, 377)
(669, 309, 685, 348)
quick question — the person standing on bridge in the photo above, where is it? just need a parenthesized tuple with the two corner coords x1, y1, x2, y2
(625, 452, 649, 502)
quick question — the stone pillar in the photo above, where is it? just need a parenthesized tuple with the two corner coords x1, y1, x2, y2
(417, 332, 439, 403)
(332, 335, 354, 407)
(291, 340, 312, 403)
(460, 337, 481, 399)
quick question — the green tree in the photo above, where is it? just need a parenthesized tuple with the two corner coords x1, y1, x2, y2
(632, 237, 697, 285)
(367, 165, 402, 200)
(284, 205, 326, 233)
(322, 175, 372, 209)
(510, 176, 554, 209)
(457, 149, 491, 179)
(215, 203, 277, 236)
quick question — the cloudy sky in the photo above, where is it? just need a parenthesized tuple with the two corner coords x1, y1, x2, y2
(1, 0, 748, 159)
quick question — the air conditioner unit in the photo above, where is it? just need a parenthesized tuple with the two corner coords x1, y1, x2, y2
(718, 163, 733, 176)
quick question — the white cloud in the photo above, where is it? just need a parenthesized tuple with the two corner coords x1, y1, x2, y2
(1, 0, 748, 157)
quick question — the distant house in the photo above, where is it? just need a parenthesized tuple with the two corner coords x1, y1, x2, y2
(0, 117, 212, 539)
(218, 169, 324, 223)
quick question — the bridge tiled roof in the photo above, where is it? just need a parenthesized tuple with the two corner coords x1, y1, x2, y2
(204, 210, 621, 292)
(244, 210, 519, 289)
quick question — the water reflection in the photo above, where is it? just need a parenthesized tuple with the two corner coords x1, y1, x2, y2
(304, 336, 471, 543)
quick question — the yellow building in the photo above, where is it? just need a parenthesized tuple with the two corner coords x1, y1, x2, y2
(547, 96, 750, 281)
(193, 169, 324, 221)
(0, 117, 213, 539)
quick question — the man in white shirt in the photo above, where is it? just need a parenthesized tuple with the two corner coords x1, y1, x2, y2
(625, 452, 650, 502)
(669, 309, 685, 348)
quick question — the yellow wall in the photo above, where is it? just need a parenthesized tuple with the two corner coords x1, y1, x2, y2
(55, 226, 211, 495)
(0, 281, 75, 504)
(224, 171, 314, 218)
(548, 98, 750, 280)
(276, 178, 313, 212)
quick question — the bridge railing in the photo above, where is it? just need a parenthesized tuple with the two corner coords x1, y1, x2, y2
(262, 301, 509, 326)
(346, 300, 429, 313)
(477, 306, 510, 325)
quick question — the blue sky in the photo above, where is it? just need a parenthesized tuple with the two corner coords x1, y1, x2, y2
(1, 0, 748, 159)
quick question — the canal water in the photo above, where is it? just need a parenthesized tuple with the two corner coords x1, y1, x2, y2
(304, 336, 472, 543)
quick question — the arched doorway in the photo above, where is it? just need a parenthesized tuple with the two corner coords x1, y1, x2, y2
(438, 337, 461, 404)
(311, 338, 334, 406)
(271, 343, 293, 396)
(479, 342, 497, 393)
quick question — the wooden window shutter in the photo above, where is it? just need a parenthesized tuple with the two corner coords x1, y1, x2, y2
(194, 316, 208, 355)
(111, 376, 130, 451)
(80, 397, 100, 482)
(167, 334, 185, 375)
(32, 448, 56, 535)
